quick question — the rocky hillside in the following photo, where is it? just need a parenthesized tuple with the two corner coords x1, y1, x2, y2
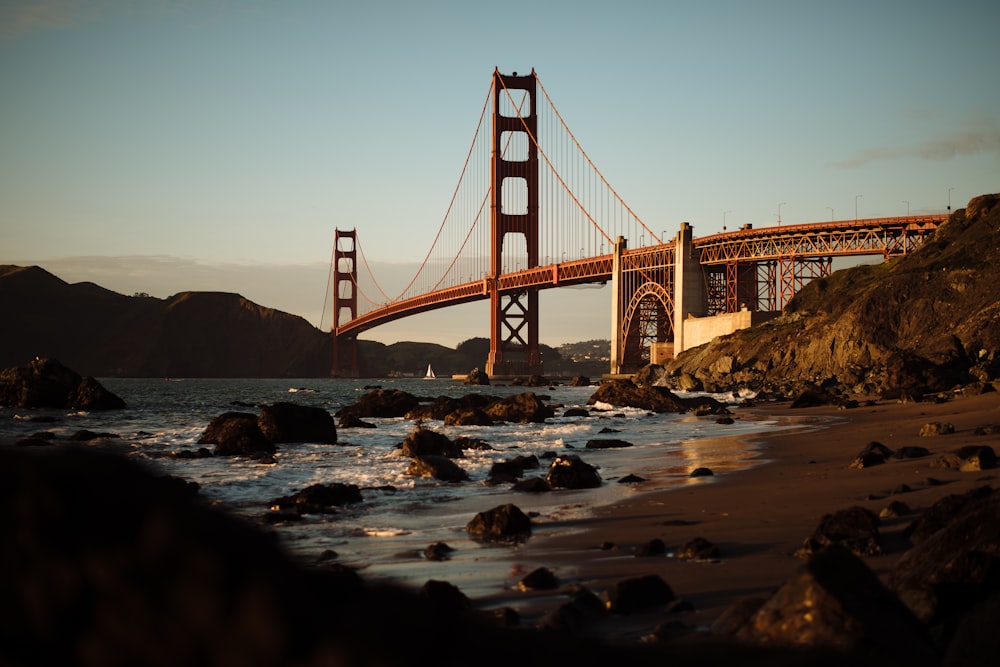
(0, 265, 332, 377)
(660, 193, 1000, 398)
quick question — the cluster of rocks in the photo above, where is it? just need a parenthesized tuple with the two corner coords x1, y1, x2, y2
(0, 357, 125, 411)
(197, 401, 338, 458)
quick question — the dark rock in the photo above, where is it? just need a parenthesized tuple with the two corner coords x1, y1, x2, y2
(587, 379, 689, 413)
(466, 503, 532, 544)
(0, 358, 125, 410)
(337, 414, 376, 429)
(893, 446, 931, 459)
(603, 574, 675, 614)
(423, 542, 455, 561)
(920, 421, 955, 437)
(570, 375, 591, 387)
(584, 438, 633, 449)
(546, 455, 601, 489)
(405, 395, 459, 421)
(712, 597, 767, 636)
(270, 482, 362, 514)
(733, 545, 936, 664)
(618, 473, 646, 484)
(511, 477, 550, 493)
(454, 435, 492, 451)
(849, 441, 894, 469)
(335, 388, 419, 419)
(880, 500, 910, 518)
(399, 427, 463, 458)
(512, 374, 549, 387)
(258, 402, 337, 444)
(891, 492, 1000, 627)
(69, 429, 120, 441)
(69, 375, 127, 411)
(715, 416, 735, 424)
(562, 407, 590, 418)
(676, 537, 720, 560)
(463, 367, 490, 385)
(796, 506, 882, 558)
(536, 586, 606, 633)
(932, 446, 998, 472)
(517, 567, 559, 591)
(488, 455, 539, 481)
(942, 590, 1000, 667)
(172, 447, 213, 459)
(484, 392, 553, 423)
(789, 387, 837, 408)
(418, 580, 470, 614)
(198, 411, 274, 457)
(443, 407, 493, 426)
(634, 538, 667, 557)
(406, 455, 469, 482)
(690, 467, 714, 477)
(903, 486, 996, 545)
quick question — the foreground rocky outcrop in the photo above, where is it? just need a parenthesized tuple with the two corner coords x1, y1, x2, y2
(0, 357, 125, 410)
(660, 194, 1000, 399)
(3, 446, 863, 667)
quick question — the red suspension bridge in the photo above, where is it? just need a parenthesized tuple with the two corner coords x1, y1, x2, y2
(328, 69, 946, 378)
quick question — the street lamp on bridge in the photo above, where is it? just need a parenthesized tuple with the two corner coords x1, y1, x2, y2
(723, 210, 732, 231)
(903, 200, 910, 215)
(948, 187, 955, 211)
(826, 206, 834, 221)
(855, 194, 862, 220)
(777, 202, 786, 225)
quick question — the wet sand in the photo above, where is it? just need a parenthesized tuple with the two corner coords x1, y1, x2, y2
(478, 391, 1000, 641)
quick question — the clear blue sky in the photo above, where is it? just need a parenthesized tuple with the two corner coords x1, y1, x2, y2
(2, 0, 998, 347)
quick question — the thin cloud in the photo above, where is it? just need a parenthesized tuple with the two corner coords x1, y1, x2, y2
(834, 123, 1000, 169)
(0, 0, 90, 39)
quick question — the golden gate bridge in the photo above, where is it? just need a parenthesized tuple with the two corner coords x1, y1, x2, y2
(328, 69, 946, 378)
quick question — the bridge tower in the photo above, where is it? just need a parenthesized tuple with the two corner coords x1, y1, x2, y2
(332, 229, 359, 377)
(487, 69, 542, 377)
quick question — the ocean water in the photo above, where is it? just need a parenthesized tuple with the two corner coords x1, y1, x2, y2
(3, 377, 790, 600)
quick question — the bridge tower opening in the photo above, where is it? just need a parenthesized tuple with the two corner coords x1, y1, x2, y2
(487, 68, 542, 377)
(332, 228, 359, 378)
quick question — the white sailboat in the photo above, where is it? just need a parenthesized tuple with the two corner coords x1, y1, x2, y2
(424, 363, 436, 379)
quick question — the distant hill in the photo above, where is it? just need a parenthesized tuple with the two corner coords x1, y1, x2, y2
(0, 266, 609, 379)
(0, 265, 332, 377)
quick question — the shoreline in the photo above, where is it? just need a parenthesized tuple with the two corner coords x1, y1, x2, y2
(474, 391, 1000, 641)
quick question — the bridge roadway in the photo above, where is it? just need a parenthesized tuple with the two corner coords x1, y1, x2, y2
(335, 214, 947, 339)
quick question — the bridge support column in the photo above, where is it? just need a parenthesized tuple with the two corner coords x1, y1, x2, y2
(673, 222, 707, 355)
(332, 229, 359, 378)
(486, 68, 541, 377)
(609, 236, 627, 375)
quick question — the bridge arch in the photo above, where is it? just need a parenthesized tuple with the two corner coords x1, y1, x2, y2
(621, 281, 674, 371)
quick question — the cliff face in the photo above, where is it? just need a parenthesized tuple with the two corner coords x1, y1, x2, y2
(663, 194, 1000, 397)
(0, 266, 332, 377)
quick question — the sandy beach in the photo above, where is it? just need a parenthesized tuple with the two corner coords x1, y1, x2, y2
(480, 390, 1000, 642)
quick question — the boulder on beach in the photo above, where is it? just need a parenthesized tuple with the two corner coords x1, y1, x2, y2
(269, 482, 362, 515)
(603, 574, 675, 614)
(484, 392, 553, 423)
(0, 357, 125, 410)
(545, 455, 601, 489)
(466, 503, 532, 543)
(406, 455, 469, 482)
(400, 427, 464, 458)
(731, 545, 936, 664)
(796, 506, 882, 558)
(335, 388, 420, 419)
(198, 411, 275, 457)
(258, 402, 337, 444)
(464, 367, 490, 385)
